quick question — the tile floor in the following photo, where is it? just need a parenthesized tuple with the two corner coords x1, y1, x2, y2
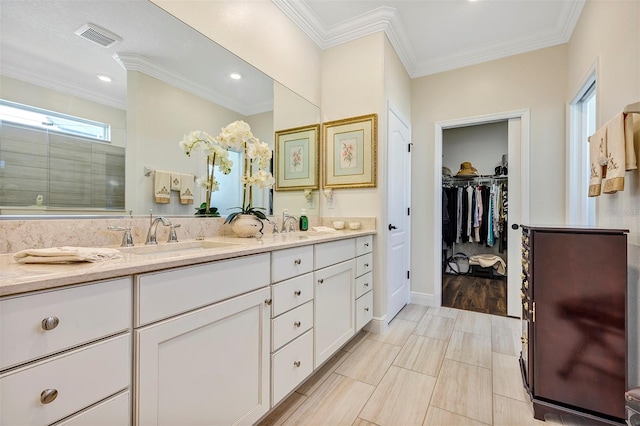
(259, 304, 600, 426)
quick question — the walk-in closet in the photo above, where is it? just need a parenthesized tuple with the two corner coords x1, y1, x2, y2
(442, 121, 509, 316)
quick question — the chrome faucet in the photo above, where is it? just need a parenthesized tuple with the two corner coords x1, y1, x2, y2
(281, 214, 297, 233)
(145, 216, 172, 245)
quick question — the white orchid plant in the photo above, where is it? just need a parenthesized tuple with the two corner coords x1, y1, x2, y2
(178, 120, 274, 220)
(214, 120, 274, 224)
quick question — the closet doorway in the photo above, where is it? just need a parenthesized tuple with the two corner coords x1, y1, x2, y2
(434, 109, 530, 319)
(442, 122, 509, 316)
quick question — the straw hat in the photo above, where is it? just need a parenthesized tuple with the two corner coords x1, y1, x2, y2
(456, 161, 478, 176)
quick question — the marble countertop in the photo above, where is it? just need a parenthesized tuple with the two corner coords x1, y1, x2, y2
(0, 230, 376, 297)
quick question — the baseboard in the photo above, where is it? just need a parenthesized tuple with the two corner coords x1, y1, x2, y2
(410, 291, 439, 307)
(364, 315, 388, 334)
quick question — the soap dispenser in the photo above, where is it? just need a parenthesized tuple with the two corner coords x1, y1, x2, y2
(299, 209, 309, 231)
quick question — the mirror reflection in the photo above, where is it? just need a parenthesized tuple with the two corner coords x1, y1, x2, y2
(0, 0, 319, 217)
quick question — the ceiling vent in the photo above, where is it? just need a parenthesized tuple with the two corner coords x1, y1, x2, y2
(74, 23, 122, 48)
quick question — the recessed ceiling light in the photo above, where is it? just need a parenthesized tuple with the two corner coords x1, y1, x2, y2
(96, 74, 112, 83)
(230, 73, 242, 80)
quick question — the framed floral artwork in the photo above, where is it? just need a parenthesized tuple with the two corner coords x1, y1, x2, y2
(274, 124, 320, 191)
(323, 113, 377, 188)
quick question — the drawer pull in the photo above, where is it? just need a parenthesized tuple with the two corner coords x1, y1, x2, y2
(318, 278, 324, 284)
(264, 299, 272, 306)
(41, 316, 59, 331)
(364, 307, 369, 312)
(364, 263, 369, 267)
(294, 321, 301, 328)
(294, 290, 301, 296)
(293, 361, 301, 368)
(364, 283, 369, 287)
(40, 389, 58, 404)
(294, 259, 301, 265)
(364, 243, 369, 247)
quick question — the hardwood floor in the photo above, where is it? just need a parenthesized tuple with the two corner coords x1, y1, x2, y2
(442, 274, 507, 316)
(258, 305, 596, 426)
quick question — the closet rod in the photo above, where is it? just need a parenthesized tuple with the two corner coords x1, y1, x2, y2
(623, 101, 640, 114)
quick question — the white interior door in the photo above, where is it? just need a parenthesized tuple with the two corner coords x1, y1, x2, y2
(507, 117, 525, 318)
(387, 105, 411, 322)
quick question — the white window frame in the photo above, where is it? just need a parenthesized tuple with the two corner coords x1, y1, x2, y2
(567, 62, 598, 226)
(0, 99, 111, 141)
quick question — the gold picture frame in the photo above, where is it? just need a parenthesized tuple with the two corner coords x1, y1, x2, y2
(322, 113, 377, 188)
(274, 124, 320, 191)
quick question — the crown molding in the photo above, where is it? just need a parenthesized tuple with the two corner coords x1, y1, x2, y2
(0, 65, 126, 110)
(273, 0, 585, 79)
(114, 53, 272, 116)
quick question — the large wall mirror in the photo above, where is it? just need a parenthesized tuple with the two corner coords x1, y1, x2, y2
(0, 0, 320, 217)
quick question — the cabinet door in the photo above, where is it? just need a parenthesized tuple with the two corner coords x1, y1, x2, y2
(135, 287, 271, 426)
(314, 260, 355, 368)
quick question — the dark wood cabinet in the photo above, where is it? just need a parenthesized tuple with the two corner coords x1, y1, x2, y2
(520, 226, 628, 425)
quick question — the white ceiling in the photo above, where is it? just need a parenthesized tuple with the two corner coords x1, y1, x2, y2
(273, 0, 585, 78)
(0, 0, 273, 114)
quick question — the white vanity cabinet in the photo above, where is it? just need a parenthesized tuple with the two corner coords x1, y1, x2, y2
(355, 235, 374, 331)
(270, 246, 315, 406)
(0, 278, 132, 426)
(134, 253, 271, 426)
(314, 239, 356, 368)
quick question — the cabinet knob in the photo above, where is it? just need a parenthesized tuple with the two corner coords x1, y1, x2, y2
(318, 278, 324, 284)
(41, 316, 59, 331)
(264, 299, 272, 306)
(364, 307, 369, 311)
(364, 283, 369, 287)
(294, 259, 301, 265)
(364, 243, 369, 247)
(364, 263, 369, 267)
(294, 321, 301, 328)
(294, 290, 301, 296)
(293, 361, 301, 368)
(40, 389, 58, 404)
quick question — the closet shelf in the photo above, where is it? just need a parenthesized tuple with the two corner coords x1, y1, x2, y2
(443, 175, 507, 186)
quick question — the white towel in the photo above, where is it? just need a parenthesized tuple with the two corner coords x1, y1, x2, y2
(603, 113, 632, 193)
(469, 254, 506, 276)
(180, 173, 194, 205)
(13, 246, 122, 264)
(154, 170, 171, 204)
(170, 173, 182, 191)
(588, 125, 607, 197)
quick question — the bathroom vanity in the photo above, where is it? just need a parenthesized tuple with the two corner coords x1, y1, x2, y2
(0, 230, 375, 425)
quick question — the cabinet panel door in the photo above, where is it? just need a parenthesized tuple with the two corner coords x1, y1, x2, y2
(314, 260, 355, 368)
(271, 330, 313, 407)
(355, 291, 373, 332)
(271, 273, 313, 317)
(356, 235, 373, 257)
(135, 287, 271, 426)
(271, 246, 314, 283)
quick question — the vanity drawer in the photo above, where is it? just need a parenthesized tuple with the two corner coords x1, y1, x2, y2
(355, 291, 373, 332)
(272, 301, 313, 351)
(0, 333, 130, 426)
(271, 330, 313, 406)
(271, 246, 314, 283)
(356, 253, 373, 277)
(55, 390, 130, 426)
(315, 239, 356, 270)
(356, 235, 373, 256)
(272, 273, 313, 317)
(355, 272, 373, 299)
(135, 253, 270, 326)
(0, 277, 131, 371)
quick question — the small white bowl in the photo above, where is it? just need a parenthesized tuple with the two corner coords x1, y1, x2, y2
(332, 220, 345, 230)
(348, 222, 361, 230)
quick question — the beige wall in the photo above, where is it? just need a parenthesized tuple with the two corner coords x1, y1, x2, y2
(150, 0, 322, 108)
(567, 0, 640, 386)
(411, 45, 568, 300)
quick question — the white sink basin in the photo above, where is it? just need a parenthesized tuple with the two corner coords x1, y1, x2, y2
(118, 240, 239, 256)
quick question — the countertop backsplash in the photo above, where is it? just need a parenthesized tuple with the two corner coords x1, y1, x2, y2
(0, 216, 376, 254)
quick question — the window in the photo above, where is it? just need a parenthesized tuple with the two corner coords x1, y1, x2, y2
(568, 78, 596, 226)
(0, 100, 110, 141)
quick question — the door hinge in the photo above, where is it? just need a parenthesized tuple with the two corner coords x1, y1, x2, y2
(408, 143, 412, 152)
(407, 271, 410, 279)
(407, 207, 410, 216)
